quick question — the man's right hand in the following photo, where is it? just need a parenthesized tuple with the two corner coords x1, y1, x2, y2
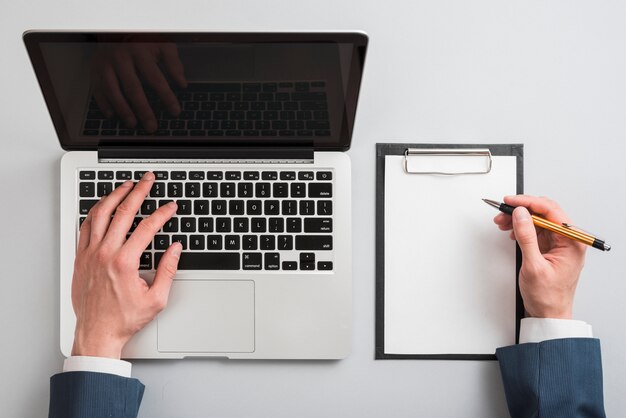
(493, 195, 587, 319)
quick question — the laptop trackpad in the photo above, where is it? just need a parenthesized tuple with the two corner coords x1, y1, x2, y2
(157, 280, 255, 353)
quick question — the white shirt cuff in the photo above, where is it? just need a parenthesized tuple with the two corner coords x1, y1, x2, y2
(63, 356, 132, 378)
(519, 318, 593, 343)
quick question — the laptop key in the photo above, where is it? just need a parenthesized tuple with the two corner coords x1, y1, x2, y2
(171, 235, 187, 249)
(79, 171, 96, 180)
(282, 200, 297, 215)
(163, 218, 178, 233)
(212, 200, 227, 215)
(295, 235, 333, 250)
(308, 183, 332, 198)
(207, 171, 223, 180)
(116, 171, 132, 180)
(98, 171, 114, 180)
(234, 218, 249, 233)
(150, 182, 166, 197)
(225, 235, 240, 250)
(97, 182, 112, 197)
(194, 200, 210, 215)
(154, 171, 169, 180)
(207, 235, 223, 250)
(242, 253, 262, 270)
(317, 261, 333, 271)
(282, 261, 297, 270)
(185, 182, 200, 197)
(189, 235, 205, 250)
(154, 235, 170, 250)
(155, 252, 240, 270)
(290, 183, 306, 197)
(198, 217, 214, 232)
(280, 172, 296, 181)
(176, 200, 192, 215)
(216, 218, 231, 233)
(278, 235, 293, 251)
(79, 182, 95, 197)
(269, 218, 284, 233)
(181, 217, 196, 232)
(260, 235, 275, 250)
(139, 253, 152, 270)
(141, 200, 156, 215)
(304, 218, 332, 233)
(300, 261, 315, 270)
(203, 182, 218, 197)
(286, 218, 302, 233)
(298, 171, 314, 181)
(317, 200, 333, 215)
(316, 171, 332, 181)
(168, 182, 183, 197)
(273, 183, 288, 197)
(265, 253, 280, 270)
(243, 235, 257, 250)
(79, 199, 98, 215)
(229, 200, 244, 215)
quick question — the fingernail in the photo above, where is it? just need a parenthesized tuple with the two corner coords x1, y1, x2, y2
(172, 243, 182, 257)
(167, 201, 178, 209)
(514, 207, 530, 221)
(143, 172, 154, 181)
(122, 180, 133, 187)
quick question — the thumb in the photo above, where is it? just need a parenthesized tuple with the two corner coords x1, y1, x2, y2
(512, 207, 543, 262)
(150, 242, 182, 310)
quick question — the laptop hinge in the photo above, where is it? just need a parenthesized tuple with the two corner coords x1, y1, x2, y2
(97, 145, 314, 164)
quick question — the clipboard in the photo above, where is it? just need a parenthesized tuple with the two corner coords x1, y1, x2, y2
(375, 143, 524, 360)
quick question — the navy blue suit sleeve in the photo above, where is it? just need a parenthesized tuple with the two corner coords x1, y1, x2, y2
(49, 371, 145, 418)
(496, 338, 606, 418)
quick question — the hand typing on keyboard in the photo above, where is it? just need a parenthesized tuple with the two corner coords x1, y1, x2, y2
(71, 172, 182, 359)
(91, 41, 187, 132)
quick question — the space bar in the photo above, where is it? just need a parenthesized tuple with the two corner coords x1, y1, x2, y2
(155, 252, 240, 270)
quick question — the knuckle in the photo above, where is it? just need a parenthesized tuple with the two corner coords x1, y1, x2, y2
(138, 217, 158, 233)
(152, 297, 167, 312)
(115, 201, 135, 216)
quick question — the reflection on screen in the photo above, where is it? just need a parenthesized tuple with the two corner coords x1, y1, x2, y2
(37, 37, 362, 147)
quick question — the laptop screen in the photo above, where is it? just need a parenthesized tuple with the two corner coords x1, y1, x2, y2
(24, 32, 367, 151)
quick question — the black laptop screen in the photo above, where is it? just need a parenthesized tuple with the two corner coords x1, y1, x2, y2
(24, 32, 367, 151)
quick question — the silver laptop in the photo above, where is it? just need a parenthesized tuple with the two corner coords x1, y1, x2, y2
(24, 31, 367, 359)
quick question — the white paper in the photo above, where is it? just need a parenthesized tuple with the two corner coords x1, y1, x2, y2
(384, 154, 517, 355)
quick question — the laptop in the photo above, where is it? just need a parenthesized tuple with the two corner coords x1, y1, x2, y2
(24, 31, 367, 359)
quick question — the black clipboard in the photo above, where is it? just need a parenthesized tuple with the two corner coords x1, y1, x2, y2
(375, 143, 524, 360)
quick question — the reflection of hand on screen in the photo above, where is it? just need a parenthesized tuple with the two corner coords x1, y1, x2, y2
(91, 43, 187, 132)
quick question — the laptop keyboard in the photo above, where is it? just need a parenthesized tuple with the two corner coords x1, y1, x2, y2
(82, 81, 330, 138)
(77, 169, 334, 272)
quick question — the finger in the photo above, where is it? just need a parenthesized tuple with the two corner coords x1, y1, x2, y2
(88, 182, 135, 243)
(161, 44, 187, 88)
(511, 207, 543, 262)
(77, 209, 94, 252)
(493, 213, 511, 226)
(104, 172, 156, 245)
(504, 195, 571, 224)
(93, 89, 114, 119)
(135, 56, 181, 116)
(124, 201, 178, 256)
(113, 57, 157, 132)
(149, 242, 182, 311)
(102, 65, 137, 128)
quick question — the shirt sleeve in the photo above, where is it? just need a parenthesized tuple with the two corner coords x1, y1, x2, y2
(63, 356, 132, 378)
(519, 317, 593, 343)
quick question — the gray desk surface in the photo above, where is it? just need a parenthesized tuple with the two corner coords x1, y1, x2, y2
(1, 1, 625, 416)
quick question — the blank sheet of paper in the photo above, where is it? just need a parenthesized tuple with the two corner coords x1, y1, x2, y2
(384, 153, 517, 355)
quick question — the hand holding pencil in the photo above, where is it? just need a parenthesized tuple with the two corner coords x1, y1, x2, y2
(489, 195, 588, 319)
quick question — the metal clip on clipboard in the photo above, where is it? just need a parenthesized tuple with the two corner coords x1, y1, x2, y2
(403, 148, 493, 175)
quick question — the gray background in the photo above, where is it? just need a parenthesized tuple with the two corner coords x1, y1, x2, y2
(1, 0, 625, 417)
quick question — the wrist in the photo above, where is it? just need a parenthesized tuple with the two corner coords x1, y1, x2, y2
(72, 330, 126, 359)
